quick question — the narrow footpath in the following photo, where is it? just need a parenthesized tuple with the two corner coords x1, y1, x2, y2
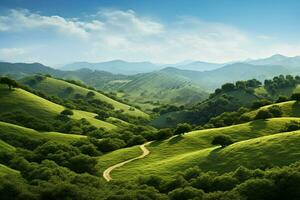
(103, 141, 152, 181)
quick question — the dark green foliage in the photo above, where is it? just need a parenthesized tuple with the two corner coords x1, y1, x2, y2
(291, 93, 300, 101)
(68, 155, 97, 174)
(221, 83, 235, 92)
(268, 105, 283, 117)
(95, 110, 109, 120)
(0, 77, 19, 90)
(254, 110, 273, 120)
(252, 99, 272, 109)
(61, 109, 74, 116)
(157, 128, 173, 140)
(86, 91, 95, 98)
(207, 107, 249, 128)
(126, 135, 146, 146)
(276, 96, 289, 103)
(212, 134, 233, 147)
(264, 75, 299, 94)
(168, 186, 204, 200)
(174, 123, 192, 135)
(94, 138, 126, 152)
(284, 120, 300, 132)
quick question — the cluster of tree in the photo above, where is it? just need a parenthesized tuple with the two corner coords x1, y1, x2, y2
(138, 161, 300, 200)
(185, 94, 247, 126)
(206, 107, 249, 128)
(153, 105, 184, 115)
(156, 123, 192, 140)
(210, 79, 261, 98)
(264, 75, 300, 94)
(283, 120, 300, 132)
(254, 105, 283, 120)
(0, 76, 19, 90)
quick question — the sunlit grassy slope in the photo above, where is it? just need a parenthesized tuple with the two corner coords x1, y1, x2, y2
(0, 139, 16, 152)
(243, 100, 300, 119)
(101, 117, 300, 180)
(96, 145, 141, 175)
(21, 76, 148, 118)
(0, 86, 116, 130)
(0, 164, 19, 176)
(0, 121, 86, 143)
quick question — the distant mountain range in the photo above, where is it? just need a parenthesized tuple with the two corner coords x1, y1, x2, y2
(61, 60, 225, 75)
(61, 54, 300, 75)
(1, 54, 300, 106)
(247, 54, 300, 68)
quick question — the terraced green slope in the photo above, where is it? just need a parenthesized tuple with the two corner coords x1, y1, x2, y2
(0, 86, 116, 130)
(0, 121, 86, 143)
(100, 117, 300, 180)
(21, 76, 148, 118)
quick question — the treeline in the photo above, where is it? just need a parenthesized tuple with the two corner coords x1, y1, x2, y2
(210, 79, 262, 98)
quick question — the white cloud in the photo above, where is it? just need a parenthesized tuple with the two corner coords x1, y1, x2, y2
(0, 9, 299, 65)
(0, 48, 27, 59)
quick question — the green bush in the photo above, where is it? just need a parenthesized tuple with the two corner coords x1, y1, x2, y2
(211, 134, 233, 148)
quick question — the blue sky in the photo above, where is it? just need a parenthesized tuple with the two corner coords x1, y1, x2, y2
(0, 0, 300, 66)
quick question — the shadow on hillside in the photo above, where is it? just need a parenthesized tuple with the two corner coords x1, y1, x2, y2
(291, 101, 300, 117)
(168, 135, 184, 145)
(198, 147, 224, 172)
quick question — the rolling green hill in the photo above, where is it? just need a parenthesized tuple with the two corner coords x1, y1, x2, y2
(0, 121, 87, 144)
(98, 117, 300, 180)
(21, 76, 148, 119)
(0, 86, 117, 130)
(243, 100, 300, 119)
(103, 70, 209, 107)
(151, 88, 261, 128)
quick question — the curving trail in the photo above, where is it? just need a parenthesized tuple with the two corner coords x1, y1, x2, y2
(103, 141, 152, 182)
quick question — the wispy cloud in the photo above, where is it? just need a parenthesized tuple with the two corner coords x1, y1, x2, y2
(0, 9, 299, 65)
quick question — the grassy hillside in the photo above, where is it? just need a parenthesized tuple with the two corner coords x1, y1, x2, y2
(0, 121, 86, 144)
(243, 100, 300, 119)
(99, 117, 300, 180)
(104, 70, 208, 107)
(0, 86, 117, 130)
(0, 164, 19, 176)
(21, 76, 148, 118)
(0, 139, 16, 152)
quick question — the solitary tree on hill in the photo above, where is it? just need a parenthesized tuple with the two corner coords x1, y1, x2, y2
(174, 123, 192, 136)
(61, 109, 74, 116)
(0, 77, 19, 90)
(212, 134, 233, 148)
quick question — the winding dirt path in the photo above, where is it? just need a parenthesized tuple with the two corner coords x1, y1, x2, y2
(103, 141, 152, 182)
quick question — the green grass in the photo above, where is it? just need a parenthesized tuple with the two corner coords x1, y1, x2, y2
(0, 164, 19, 176)
(96, 145, 141, 176)
(22, 76, 148, 118)
(0, 139, 16, 152)
(243, 100, 300, 119)
(0, 86, 117, 130)
(0, 121, 87, 144)
(106, 117, 300, 180)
